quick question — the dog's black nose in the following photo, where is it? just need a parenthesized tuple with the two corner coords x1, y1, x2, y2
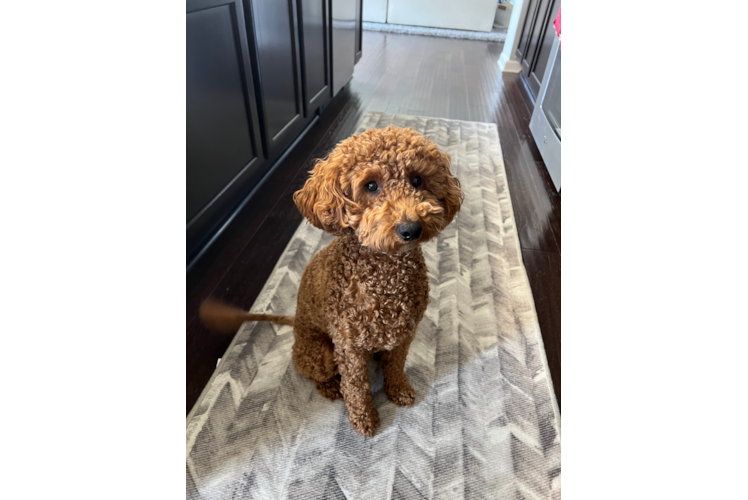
(397, 221, 422, 242)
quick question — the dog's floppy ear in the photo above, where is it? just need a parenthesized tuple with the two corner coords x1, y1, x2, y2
(293, 152, 354, 235)
(439, 152, 464, 223)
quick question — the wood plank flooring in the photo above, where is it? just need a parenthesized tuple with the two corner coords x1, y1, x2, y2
(186, 30, 561, 414)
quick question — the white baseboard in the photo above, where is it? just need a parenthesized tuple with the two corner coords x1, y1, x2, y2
(498, 52, 522, 73)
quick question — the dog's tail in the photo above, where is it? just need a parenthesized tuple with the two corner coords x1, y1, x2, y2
(199, 298, 295, 334)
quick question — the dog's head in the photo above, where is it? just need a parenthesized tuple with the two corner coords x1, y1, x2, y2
(293, 126, 464, 253)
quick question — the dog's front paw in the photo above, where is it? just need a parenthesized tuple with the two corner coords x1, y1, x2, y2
(348, 405, 380, 437)
(385, 381, 416, 407)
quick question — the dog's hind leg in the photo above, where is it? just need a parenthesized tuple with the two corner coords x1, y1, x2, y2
(292, 323, 340, 399)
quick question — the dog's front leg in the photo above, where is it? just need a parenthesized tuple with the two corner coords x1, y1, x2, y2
(381, 336, 416, 407)
(337, 345, 379, 437)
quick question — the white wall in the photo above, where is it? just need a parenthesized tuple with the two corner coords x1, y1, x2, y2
(386, 0, 498, 33)
(363, 0, 388, 23)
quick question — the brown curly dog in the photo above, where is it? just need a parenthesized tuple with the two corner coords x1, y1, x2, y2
(200, 126, 464, 436)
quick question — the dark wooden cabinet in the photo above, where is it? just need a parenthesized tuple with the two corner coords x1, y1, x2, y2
(186, 0, 265, 251)
(531, 13, 557, 91)
(246, 0, 306, 157)
(516, 0, 559, 99)
(516, 0, 538, 64)
(187, 0, 362, 264)
(298, 0, 331, 114)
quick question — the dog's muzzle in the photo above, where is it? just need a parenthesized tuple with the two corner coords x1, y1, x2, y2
(397, 221, 422, 242)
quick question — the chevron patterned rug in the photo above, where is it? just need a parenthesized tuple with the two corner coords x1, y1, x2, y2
(362, 22, 508, 43)
(187, 112, 561, 499)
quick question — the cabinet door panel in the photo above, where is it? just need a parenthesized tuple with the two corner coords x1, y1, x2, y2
(247, 0, 305, 156)
(529, 0, 559, 95)
(299, 0, 330, 113)
(524, 0, 550, 73)
(516, 0, 559, 101)
(186, 0, 263, 223)
(516, 0, 539, 62)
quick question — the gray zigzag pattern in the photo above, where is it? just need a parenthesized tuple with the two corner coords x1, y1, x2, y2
(186, 113, 561, 500)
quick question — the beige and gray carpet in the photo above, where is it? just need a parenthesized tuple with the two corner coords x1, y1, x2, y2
(186, 112, 561, 499)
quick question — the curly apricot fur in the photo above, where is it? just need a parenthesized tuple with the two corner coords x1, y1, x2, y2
(203, 127, 463, 437)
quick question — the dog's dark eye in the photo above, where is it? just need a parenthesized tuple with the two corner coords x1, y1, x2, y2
(365, 181, 378, 193)
(412, 176, 422, 188)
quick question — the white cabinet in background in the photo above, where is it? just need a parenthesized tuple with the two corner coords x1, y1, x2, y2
(387, 0, 498, 32)
(363, 0, 388, 23)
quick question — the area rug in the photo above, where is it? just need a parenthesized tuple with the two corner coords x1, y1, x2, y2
(186, 112, 561, 499)
(363, 21, 508, 43)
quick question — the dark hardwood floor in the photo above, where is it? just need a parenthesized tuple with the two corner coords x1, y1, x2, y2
(186, 30, 561, 414)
